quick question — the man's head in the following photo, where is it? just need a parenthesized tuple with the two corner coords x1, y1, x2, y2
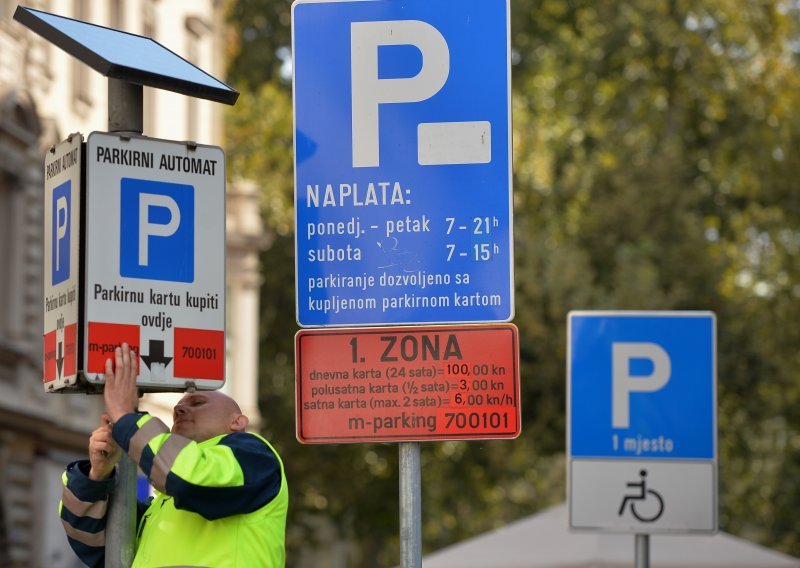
(172, 391, 249, 442)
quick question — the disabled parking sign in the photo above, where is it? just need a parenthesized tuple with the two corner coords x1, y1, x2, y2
(567, 311, 718, 533)
(292, 0, 513, 326)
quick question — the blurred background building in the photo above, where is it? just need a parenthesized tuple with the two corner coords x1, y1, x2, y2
(0, 1, 264, 565)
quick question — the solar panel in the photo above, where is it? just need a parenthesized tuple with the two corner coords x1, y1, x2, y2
(13, 5, 238, 105)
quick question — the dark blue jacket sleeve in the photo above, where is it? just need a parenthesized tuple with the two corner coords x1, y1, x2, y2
(61, 460, 150, 568)
(111, 412, 283, 521)
(167, 433, 283, 520)
(60, 460, 113, 568)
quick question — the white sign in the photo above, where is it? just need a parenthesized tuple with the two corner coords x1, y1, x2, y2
(43, 135, 82, 390)
(571, 460, 716, 531)
(84, 132, 226, 390)
(568, 311, 717, 533)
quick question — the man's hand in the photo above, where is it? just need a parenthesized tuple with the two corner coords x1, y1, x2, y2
(104, 343, 139, 423)
(88, 413, 121, 480)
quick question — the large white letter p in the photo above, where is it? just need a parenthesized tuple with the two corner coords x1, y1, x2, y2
(351, 20, 449, 168)
(612, 342, 671, 429)
(55, 196, 68, 271)
(139, 193, 180, 266)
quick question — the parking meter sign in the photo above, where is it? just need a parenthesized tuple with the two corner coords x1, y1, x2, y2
(43, 136, 82, 390)
(567, 311, 717, 533)
(84, 132, 226, 391)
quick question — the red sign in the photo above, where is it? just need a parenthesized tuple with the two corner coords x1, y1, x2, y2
(86, 322, 140, 374)
(174, 327, 224, 380)
(295, 324, 520, 443)
(43, 330, 56, 383)
(64, 323, 77, 378)
(43, 324, 78, 384)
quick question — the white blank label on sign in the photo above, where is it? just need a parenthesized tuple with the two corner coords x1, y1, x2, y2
(418, 121, 491, 165)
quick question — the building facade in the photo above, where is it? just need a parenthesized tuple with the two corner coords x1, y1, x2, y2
(0, 1, 265, 565)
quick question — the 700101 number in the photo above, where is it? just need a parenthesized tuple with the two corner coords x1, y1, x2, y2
(182, 346, 217, 359)
(444, 411, 509, 430)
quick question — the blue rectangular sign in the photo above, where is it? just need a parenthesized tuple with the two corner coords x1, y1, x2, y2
(119, 177, 195, 283)
(293, 0, 513, 326)
(568, 312, 716, 460)
(52, 180, 71, 285)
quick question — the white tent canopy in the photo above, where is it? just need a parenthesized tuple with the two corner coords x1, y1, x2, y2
(423, 503, 800, 568)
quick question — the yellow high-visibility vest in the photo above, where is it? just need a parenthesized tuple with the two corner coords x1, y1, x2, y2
(132, 432, 288, 568)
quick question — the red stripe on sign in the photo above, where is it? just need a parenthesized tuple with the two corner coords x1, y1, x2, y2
(86, 322, 140, 374)
(174, 328, 224, 381)
(64, 323, 77, 377)
(43, 330, 56, 383)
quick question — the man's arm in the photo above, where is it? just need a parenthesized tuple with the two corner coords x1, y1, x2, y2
(103, 343, 140, 422)
(60, 344, 139, 568)
(112, 412, 283, 520)
(60, 411, 123, 568)
(59, 460, 114, 568)
(104, 342, 282, 520)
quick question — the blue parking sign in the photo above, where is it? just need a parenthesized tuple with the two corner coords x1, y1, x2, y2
(51, 180, 71, 285)
(119, 178, 195, 283)
(293, 0, 513, 326)
(569, 312, 716, 460)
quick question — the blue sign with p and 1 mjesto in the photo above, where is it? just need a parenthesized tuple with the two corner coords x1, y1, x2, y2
(569, 312, 716, 460)
(292, 0, 512, 327)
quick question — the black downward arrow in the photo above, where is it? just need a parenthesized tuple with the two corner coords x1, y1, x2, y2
(56, 341, 64, 379)
(141, 340, 173, 371)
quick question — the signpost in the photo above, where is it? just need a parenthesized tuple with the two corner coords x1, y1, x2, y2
(83, 133, 226, 390)
(292, 1, 513, 566)
(296, 324, 520, 443)
(292, 0, 513, 327)
(567, 311, 717, 567)
(16, 5, 239, 566)
(43, 135, 82, 390)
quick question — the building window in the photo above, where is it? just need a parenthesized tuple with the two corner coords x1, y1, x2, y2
(0, 175, 11, 338)
(142, 3, 156, 135)
(109, 0, 125, 29)
(184, 19, 203, 141)
(71, 0, 92, 107)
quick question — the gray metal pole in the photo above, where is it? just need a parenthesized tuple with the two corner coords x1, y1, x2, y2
(634, 533, 650, 568)
(106, 455, 137, 567)
(108, 78, 143, 134)
(399, 442, 422, 568)
(104, 77, 143, 568)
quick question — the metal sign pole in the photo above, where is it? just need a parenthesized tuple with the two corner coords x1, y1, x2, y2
(104, 77, 142, 568)
(106, 454, 137, 567)
(634, 534, 650, 568)
(399, 442, 422, 568)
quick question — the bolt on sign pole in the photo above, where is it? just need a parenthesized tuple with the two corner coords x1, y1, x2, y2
(635, 534, 650, 568)
(104, 78, 142, 568)
(399, 443, 422, 568)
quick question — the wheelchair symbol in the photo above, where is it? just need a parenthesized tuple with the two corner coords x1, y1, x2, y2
(618, 469, 664, 522)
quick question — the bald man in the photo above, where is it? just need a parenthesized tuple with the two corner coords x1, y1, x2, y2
(60, 343, 289, 568)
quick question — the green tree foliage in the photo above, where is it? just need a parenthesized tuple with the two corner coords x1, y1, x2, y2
(225, 0, 800, 564)
(226, 0, 293, 87)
